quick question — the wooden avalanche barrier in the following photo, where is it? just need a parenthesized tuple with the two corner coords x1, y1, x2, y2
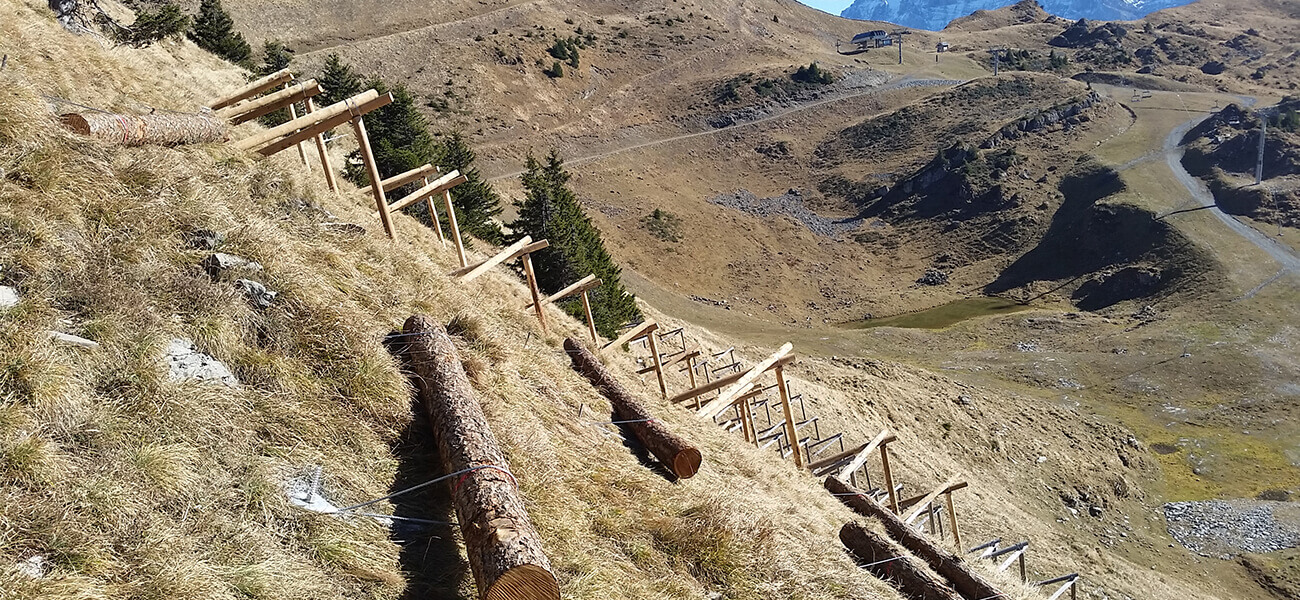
(397, 316, 560, 600)
(564, 338, 702, 478)
(827, 477, 1001, 600)
(840, 522, 962, 600)
(60, 112, 227, 146)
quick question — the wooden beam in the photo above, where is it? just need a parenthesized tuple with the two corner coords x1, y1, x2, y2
(698, 343, 792, 420)
(455, 237, 532, 282)
(904, 478, 962, 525)
(602, 321, 658, 353)
(249, 92, 393, 156)
(380, 163, 437, 193)
(882, 443, 899, 514)
(424, 176, 446, 245)
(944, 491, 962, 548)
(217, 79, 321, 125)
(646, 330, 667, 398)
(352, 116, 394, 239)
(835, 429, 897, 480)
(775, 366, 803, 468)
(580, 290, 598, 344)
(896, 482, 969, 512)
(525, 275, 601, 309)
(444, 190, 468, 267)
(236, 89, 381, 151)
(667, 355, 795, 405)
(376, 170, 466, 216)
(521, 253, 547, 334)
(451, 240, 550, 279)
(639, 348, 698, 375)
(304, 97, 337, 192)
(208, 69, 293, 110)
(285, 84, 310, 168)
(808, 441, 868, 472)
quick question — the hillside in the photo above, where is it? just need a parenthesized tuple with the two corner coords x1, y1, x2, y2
(5, 0, 1300, 599)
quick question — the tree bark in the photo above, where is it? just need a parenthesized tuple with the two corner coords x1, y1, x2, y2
(564, 338, 702, 478)
(398, 316, 559, 600)
(60, 112, 228, 146)
(827, 477, 1003, 600)
(840, 522, 962, 600)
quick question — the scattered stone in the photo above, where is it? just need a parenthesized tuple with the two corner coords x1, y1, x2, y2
(48, 331, 99, 349)
(916, 268, 949, 286)
(184, 229, 223, 250)
(708, 189, 862, 237)
(1132, 305, 1159, 320)
(321, 222, 366, 237)
(1164, 499, 1300, 556)
(1057, 378, 1083, 390)
(1016, 341, 1040, 353)
(16, 555, 46, 578)
(0, 285, 19, 311)
(164, 338, 239, 387)
(201, 253, 262, 280)
(1089, 505, 1104, 518)
(955, 395, 973, 407)
(235, 279, 277, 309)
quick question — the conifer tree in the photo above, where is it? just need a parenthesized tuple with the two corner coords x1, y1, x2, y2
(317, 53, 363, 107)
(342, 79, 440, 188)
(437, 132, 505, 244)
(255, 41, 294, 127)
(512, 151, 641, 337)
(188, 0, 251, 67)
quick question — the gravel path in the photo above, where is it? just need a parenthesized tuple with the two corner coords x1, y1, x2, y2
(1164, 499, 1300, 557)
(708, 189, 862, 237)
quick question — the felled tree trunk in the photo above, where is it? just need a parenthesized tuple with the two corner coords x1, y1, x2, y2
(827, 477, 1003, 600)
(564, 338, 702, 478)
(398, 316, 560, 600)
(60, 112, 228, 146)
(840, 522, 962, 600)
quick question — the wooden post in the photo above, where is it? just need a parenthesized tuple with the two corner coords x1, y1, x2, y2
(424, 177, 447, 245)
(685, 354, 698, 389)
(827, 477, 1004, 600)
(839, 522, 962, 600)
(521, 253, 547, 334)
(580, 290, 598, 343)
(444, 189, 467, 267)
(944, 491, 962, 548)
(454, 238, 548, 282)
(351, 116, 395, 239)
(564, 339, 702, 478)
(882, 442, 899, 514)
(285, 83, 311, 168)
(697, 343, 793, 419)
(394, 316, 560, 600)
(743, 394, 759, 447)
(305, 97, 337, 192)
(738, 398, 753, 443)
(645, 331, 667, 399)
(774, 365, 803, 468)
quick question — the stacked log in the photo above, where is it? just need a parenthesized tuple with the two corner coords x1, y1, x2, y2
(840, 522, 962, 600)
(398, 316, 559, 600)
(827, 477, 1003, 600)
(60, 112, 228, 146)
(564, 338, 702, 478)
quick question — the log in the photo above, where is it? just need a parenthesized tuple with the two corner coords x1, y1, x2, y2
(60, 112, 227, 146)
(827, 477, 1003, 600)
(397, 316, 559, 600)
(564, 338, 702, 478)
(840, 522, 961, 600)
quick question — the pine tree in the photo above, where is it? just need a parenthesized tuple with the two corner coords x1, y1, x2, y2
(116, 2, 190, 48)
(317, 53, 363, 107)
(512, 151, 641, 337)
(437, 132, 505, 244)
(188, 0, 251, 66)
(343, 79, 440, 189)
(255, 41, 294, 127)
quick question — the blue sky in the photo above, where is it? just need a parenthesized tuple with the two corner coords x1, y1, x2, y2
(799, 0, 856, 14)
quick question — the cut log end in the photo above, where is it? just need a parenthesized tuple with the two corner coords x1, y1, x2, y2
(484, 564, 560, 600)
(674, 448, 703, 479)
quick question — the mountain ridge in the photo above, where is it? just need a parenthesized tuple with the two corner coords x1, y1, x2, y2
(840, 0, 1196, 31)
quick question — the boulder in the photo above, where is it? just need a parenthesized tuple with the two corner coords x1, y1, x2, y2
(0, 285, 19, 311)
(185, 229, 224, 250)
(164, 338, 239, 387)
(201, 253, 262, 280)
(235, 279, 277, 309)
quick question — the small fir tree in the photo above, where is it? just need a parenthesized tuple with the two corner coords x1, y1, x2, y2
(116, 2, 189, 48)
(317, 53, 363, 107)
(512, 151, 641, 337)
(188, 0, 252, 66)
(343, 79, 440, 188)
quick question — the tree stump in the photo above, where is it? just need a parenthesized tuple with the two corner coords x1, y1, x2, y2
(564, 338, 702, 478)
(827, 477, 1003, 600)
(840, 522, 962, 600)
(398, 316, 559, 600)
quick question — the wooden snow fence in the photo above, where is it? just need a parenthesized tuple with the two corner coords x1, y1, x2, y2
(214, 78, 322, 125)
(60, 112, 228, 146)
(206, 68, 294, 111)
(395, 316, 559, 600)
(564, 338, 702, 478)
(839, 522, 962, 600)
(827, 477, 1002, 600)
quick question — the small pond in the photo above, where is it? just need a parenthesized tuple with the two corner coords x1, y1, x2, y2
(843, 297, 1032, 330)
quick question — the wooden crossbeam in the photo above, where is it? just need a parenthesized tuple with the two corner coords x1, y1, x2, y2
(808, 441, 869, 472)
(376, 170, 466, 216)
(640, 348, 698, 375)
(602, 321, 658, 352)
(380, 163, 438, 192)
(896, 481, 968, 512)
(525, 275, 602, 309)
(1041, 574, 1080, 600)
(904, 478, 962, 525)
(208, 69, 294, 110)
(245, 92, 393, 157)
(217, 79, 321, 124)
(667, 355, 794, 405)
(454, 237, 547, 282)
(698, 343, 792, 420)
(836, 429, 897, 480)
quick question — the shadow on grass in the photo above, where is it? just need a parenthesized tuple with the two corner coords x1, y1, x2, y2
(611, 410, 679, 484)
